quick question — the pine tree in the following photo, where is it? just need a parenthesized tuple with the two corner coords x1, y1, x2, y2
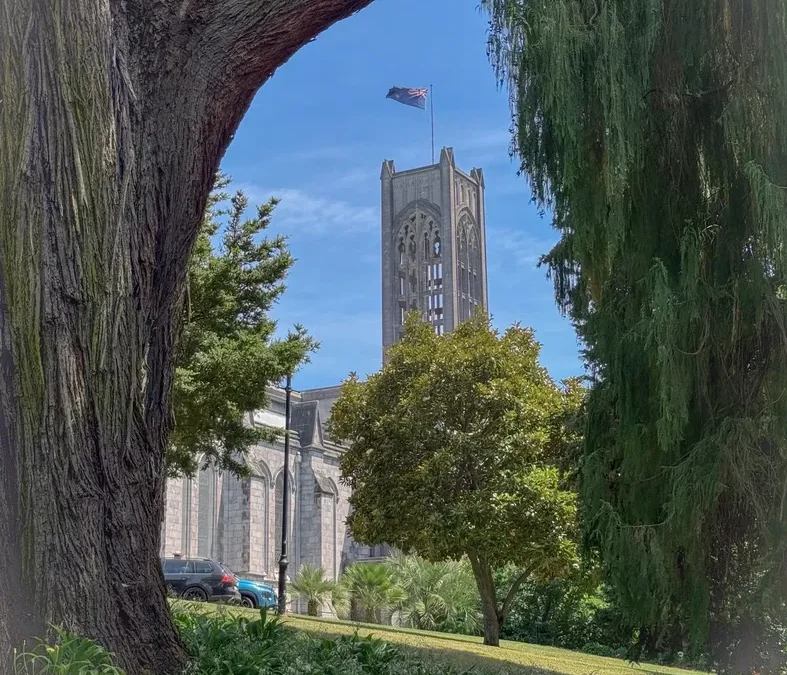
(482, 1, 787, 671)
(170, 175, 316, 477)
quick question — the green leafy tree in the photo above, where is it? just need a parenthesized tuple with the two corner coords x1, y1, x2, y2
(289, 563, 340, 617)
(342, 563, 406, 624)
(170, 175, 317, 477)
(329, 314, 579, 646)
(386, 555, 481, 635)
(496, 564, 635, 655)
(483, 0, 787, 671)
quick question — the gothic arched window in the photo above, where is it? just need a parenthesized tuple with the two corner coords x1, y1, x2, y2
(423, 232, 429, 261)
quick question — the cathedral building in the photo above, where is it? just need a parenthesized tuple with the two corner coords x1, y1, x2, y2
(160, 148, 488, 586)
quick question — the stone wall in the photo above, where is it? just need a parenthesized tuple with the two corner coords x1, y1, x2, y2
(160, 388, 368, 599)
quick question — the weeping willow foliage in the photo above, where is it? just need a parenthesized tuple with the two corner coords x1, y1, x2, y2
(483, 0, 787, 669)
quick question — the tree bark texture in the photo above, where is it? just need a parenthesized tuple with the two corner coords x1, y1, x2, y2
(0, 0, 373, 672)
(469, 552, 501, 647)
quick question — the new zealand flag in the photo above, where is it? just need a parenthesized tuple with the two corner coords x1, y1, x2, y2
(386, 86, 428, 110)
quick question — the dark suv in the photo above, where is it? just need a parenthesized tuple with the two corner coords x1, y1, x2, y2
(161, 557, 241, 604)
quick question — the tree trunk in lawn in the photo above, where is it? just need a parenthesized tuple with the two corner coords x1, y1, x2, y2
(469, 552, 501, 647)
(0, 1, 373, 673)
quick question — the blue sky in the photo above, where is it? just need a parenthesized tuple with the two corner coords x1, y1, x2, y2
(220, 0, 583, 390)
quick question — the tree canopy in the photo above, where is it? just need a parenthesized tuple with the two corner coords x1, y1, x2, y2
(329, 314, 580, 645)
(483, 0, 787, 670)
(169, 176, 316, 477)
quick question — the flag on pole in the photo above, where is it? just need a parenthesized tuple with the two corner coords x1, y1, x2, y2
(386, 86, 428, 110)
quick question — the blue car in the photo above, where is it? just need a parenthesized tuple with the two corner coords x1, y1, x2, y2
(238, 578, 277, 609)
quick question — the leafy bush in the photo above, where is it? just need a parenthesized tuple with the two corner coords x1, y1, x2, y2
(495, 567, 633, 652)
(290, 563, 342, 617)
(386, 555, 481, 635)
(14, 629, 125, 674)
(173, 605, 286, 675)
(173, 605, 483, 675)
(580, 642, 617, 658)
(343, 563, 405, 623)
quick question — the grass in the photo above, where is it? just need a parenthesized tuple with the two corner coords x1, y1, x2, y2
(186, 602, 709, 675)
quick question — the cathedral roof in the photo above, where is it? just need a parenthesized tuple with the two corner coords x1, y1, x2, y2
(290, 400, 322, 448)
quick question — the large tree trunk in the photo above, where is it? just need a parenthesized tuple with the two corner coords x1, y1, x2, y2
(0, 1, 372, 673)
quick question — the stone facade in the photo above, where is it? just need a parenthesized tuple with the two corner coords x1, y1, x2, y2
(161, 385, 373, 599)
(161, 149, 488, 607)
(381, 147, 489, 358)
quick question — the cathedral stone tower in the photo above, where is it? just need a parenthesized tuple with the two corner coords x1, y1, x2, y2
(381, 147, 488, 357)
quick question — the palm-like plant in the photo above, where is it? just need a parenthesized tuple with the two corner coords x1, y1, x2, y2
(386, 555, 481, 635)
(342, 563, 405, 623)
(330, 581, 351, 620)
(289, 563, 337, 617)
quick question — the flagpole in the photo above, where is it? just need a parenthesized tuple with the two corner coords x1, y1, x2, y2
(430, 84, 435, 164)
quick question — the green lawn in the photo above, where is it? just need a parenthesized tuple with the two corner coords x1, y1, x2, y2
(192, 602, 708, 675)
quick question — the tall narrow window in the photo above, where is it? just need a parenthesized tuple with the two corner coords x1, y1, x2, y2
(423, 233, 429, 261)
(181, 478, 193, 555)
(197, 466, 216, 558)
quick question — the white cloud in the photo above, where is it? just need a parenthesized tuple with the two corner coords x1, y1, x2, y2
(240, 185, 378, 235)
(489, 226, 556, 269)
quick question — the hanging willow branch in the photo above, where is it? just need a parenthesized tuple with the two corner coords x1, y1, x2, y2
(482, 0, 787, 672)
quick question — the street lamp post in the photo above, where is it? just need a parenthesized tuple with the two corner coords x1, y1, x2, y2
(277, 372, 293, 615)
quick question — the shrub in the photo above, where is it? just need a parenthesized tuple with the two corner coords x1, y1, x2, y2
(174, 606, 485, 675)
(386, 555, 481, 636)
(580, 642, 617, 658)
(14, 629, 125, 674)
(496, 567, 633, 652)
(343, 563, 405, 623)
(173, 605, 286, 675)
(289, 563, 341, 617)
